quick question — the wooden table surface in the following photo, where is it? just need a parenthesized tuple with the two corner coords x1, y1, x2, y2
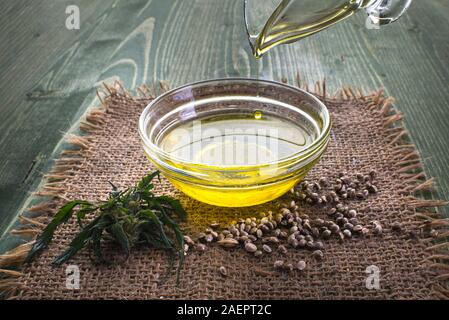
(0, 0, 448, 252)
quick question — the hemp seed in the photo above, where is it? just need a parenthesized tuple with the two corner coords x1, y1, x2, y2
(254, 250, 263, 257)
(361, 227, 370, 236)
(219, 266, 227, 277)
(244, 242, 258, 253)
(312, 250, 324, 260)
(263, 236, 280, 244)
(297, 260, 307, 271)
(328, 207, 337, 216)
(217, 238, 239, 248)
(197, 232, 206, 240)
(319, 177, 328, 186)
(248, 235, 257, 242)
(274, 260, 284, 269)
(205, 234, 214, 243)
(367, 185, 378, 194)
(285, 263, 294, 272)
(348, 209, 357, 218)
(372, 221, 383, 235)
(278, 245, 288, 255)
(262, 244, 272, 253)
(314, 241, 324, 250)
(298, 239, 307, 248)
(330, 224, 340, 233)
(183, 235, 195, 246)
(321, 229, 331, 239)
(392, 221, 403, 232)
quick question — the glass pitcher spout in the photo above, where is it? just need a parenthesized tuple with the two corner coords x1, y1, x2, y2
(364, 0, 413, 26)
(245, 0, 413, 58)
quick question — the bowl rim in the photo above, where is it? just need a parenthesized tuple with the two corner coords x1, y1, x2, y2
(138, 77, 331, 169)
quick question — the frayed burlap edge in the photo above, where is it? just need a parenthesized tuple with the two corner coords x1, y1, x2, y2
(1, 76, 448, 300)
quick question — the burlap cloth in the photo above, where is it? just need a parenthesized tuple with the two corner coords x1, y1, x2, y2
(1, 79, 448, 300)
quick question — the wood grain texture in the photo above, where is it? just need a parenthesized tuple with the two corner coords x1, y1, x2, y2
(0, 0, 448, 252)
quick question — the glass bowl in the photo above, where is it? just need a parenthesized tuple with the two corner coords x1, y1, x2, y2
(139, 78, 331, 207)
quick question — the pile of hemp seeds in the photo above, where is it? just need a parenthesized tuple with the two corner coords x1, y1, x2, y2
(183, 170, 405, 275)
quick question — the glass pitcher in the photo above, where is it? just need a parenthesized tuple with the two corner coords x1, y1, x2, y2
(244, 0, 413, 58)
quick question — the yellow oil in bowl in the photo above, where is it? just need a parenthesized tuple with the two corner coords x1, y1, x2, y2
(139, 79, 330, 207)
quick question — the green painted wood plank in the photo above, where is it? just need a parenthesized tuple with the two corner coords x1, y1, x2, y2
(0, 0, 447, 253)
